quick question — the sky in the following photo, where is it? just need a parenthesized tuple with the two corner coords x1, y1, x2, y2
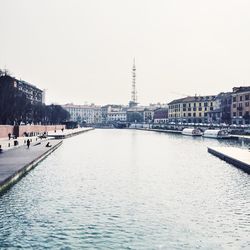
(0, 0, 250, 106)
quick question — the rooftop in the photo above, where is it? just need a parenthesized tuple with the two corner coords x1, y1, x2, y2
(168, 95, 216, 105)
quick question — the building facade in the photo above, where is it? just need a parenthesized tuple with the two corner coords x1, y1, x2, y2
(153, 108, 168, 123)
(62, 103, 102, 124)
(206, 92, 232, 124)
(231, 87, 250, 125)
(168, 95, 216, 124)
(101, 105, 127, 123)
(107, 111, 127, 122)
(14, 80, 43, 104)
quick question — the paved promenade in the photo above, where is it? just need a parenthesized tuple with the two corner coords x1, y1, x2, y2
(0, 136, 47, 151)
(208, 146, 250, 174)
(48, 127, 94, 139)
(0, 139, 62, 193)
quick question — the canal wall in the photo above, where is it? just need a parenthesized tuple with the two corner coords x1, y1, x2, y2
(134, 128, 182, 134)
(0, 125, 66, 138)
(0, 125, 14, 138)
(0, 140, 63, 194)
(208, 147, 250, 174)
(134, 128, 250, 142)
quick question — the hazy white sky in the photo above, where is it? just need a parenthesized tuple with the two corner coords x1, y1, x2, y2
(1, 0, 250, 105)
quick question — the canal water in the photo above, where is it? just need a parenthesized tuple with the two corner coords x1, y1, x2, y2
(0, 129, 249, 249)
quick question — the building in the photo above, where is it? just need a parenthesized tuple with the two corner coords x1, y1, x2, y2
(13, 80, 44, 104)
(168, 95, 216, 124)
(101, 105, 110, 124)
(143, 108, 155, 123)
(102, 105, 127, 123)
(0, 74, 44, 104)
(231, 86, 250, 125)
(107, 111, 127, 122)
(127, 106, 145, 123)
(153, 108, 168, 123)
(62, 103, 102, 124)
(206, 92, 232, 124)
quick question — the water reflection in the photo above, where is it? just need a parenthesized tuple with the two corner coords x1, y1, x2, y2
(0, 129, 249, 249)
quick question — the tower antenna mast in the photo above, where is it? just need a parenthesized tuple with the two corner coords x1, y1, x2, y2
(131, 58, 137, 104)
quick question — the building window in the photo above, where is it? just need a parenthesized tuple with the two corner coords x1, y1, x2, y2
(245, 94, 249, 101)
(233, 97, 236, 102)
(240, 96, 243, 101)
(233, 104, 236, 108)
(198, 107, 202, 111)
(246, 102, 249, 107)
(199, 113, 202, 117)
(193, 113, 196, 117)
(210, 107, 213, 111)
(239, 112, 242, 116)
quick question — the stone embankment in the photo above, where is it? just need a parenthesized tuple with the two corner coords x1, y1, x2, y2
(135, 128, 182, 134)
(208, 147, 250, 174)
(0, 124, 65, 138)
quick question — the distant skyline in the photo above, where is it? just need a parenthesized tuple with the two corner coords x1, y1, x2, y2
(1, 0, 250, 105)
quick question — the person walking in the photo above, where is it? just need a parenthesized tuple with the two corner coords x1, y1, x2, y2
(27, 139, 30, 149)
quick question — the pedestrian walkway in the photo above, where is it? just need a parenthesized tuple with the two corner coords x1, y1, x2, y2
(208, 146, 250, 174)
(0, 136, 48, 151)
(0, 139, 62, 193)
(48, 127, 94, 139)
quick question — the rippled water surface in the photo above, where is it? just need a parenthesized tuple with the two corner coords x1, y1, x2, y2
(0, 129, 249, 249)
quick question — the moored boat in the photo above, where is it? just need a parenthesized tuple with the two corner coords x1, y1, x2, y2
(181, 128, 203, 136)
(203, 129, 230, 139)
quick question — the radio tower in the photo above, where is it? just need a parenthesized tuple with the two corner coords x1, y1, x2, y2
(129, 58, 138, 107)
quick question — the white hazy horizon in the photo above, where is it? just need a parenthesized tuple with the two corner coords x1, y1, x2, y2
(1, 0, 250, 106)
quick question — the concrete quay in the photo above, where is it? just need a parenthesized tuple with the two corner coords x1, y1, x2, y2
(0, 139, 62, 193)
(208, 146, 250, 174)
(231, 134, 250, 142)
(48, 127, 94, 139)
(135, 128, 182, 134)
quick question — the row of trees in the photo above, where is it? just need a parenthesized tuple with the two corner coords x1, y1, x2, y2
(0, 74, 70, 125)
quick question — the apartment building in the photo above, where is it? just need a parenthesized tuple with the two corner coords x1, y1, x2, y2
(62, 103, 102, 124)
(231, 87, 250, 125)
(168, 95, 216, 124)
